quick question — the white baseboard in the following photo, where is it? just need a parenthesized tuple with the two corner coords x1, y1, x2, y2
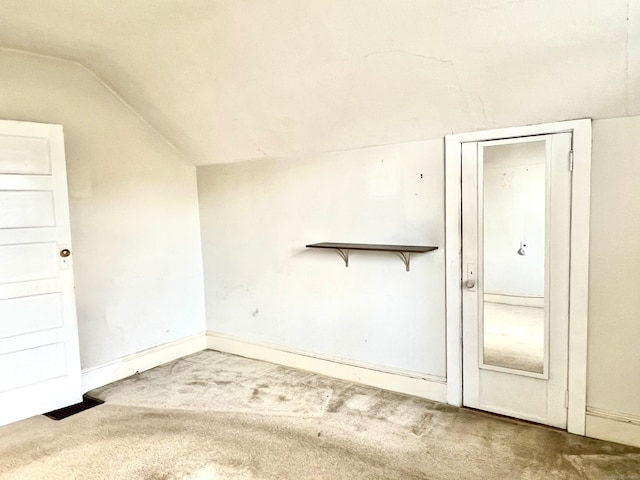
(484, 293, 544, 308)
(81, 333, 207, 393)
(586, 406, 640, 447)
(81, 331, 640, 448)
(206, 331, 448, 403)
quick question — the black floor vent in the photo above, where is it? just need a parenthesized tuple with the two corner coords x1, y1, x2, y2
(44, 395, 104, 421)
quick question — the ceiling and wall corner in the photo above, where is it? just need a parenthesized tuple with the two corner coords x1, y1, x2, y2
(0, 0, 637, 165)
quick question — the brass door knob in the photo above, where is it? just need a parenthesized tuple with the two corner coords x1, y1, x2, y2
(60, 249, 71, 258)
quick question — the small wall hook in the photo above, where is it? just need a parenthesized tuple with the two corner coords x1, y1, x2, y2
(517, 242, 528, 256)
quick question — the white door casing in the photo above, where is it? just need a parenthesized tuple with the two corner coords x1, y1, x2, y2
(461, 133, 571, 428)
(0, 119, 81, 426)
(445, 119, 592, 435)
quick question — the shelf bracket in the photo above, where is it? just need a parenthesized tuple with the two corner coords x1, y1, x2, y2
(306, 243, 438, 272)
(336, 248, 350, 267)
(398, 252, 411, 272)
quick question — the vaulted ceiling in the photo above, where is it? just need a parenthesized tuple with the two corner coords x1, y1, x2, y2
(0, 0, 638, 164)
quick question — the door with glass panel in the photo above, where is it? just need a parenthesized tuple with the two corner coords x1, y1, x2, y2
(461, 133, 572, 428)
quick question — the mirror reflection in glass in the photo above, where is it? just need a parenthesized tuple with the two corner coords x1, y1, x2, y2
(482, 140, 546, 374)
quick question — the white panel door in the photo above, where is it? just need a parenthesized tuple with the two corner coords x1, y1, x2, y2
(462, 133, 572, 428)
(0, 120, 81, 426)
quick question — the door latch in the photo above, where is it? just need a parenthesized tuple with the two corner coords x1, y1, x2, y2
(465, 263, 476, 289)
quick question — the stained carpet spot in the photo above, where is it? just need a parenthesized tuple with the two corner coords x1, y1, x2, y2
(43, 395, 104, 421)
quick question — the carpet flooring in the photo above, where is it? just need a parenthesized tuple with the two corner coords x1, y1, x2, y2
(0, 350, 638, 479)
(483, 302, 545, 373)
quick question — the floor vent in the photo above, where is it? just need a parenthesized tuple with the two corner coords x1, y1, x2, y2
(44, 395, 104, 421)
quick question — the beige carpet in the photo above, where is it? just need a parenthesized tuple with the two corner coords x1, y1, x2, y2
(1, 350, 639, 479)
(483, 302, 545, 373)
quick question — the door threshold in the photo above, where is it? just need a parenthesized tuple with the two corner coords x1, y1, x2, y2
(463, 406, 566, 432)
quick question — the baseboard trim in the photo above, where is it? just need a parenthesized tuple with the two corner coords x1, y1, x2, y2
(81, 333, 207, 393)
(586, 406, 640, 447)
(206, 331, 448, 403)
(484, 293, 544, 308)
(82, 331, 640, 446)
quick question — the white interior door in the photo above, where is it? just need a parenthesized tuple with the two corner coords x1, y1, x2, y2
(462, 132, 572, 428)
(0, 120, 81, 426)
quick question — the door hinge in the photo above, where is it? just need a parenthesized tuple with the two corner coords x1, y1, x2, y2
(569, 150, 574, 171)
(565, 391, 569, 408)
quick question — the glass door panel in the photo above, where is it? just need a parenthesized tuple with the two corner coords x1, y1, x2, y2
(481, 140, 547, 375)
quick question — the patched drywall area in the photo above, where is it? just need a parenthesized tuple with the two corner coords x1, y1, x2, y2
(588, 115, 640, 418)
(0, 49, 206, 369)
(198, 140, 445, 377)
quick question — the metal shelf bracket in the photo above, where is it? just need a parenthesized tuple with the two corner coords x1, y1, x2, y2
(306, 242, 438, 272)
(336, 248, 350, 267)
(398, 251, 411, 272)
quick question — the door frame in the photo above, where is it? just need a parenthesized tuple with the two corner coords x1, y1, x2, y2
(444, 119, 592, 435)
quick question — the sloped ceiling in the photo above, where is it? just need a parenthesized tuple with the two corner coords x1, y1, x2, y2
(0, 0, 638, 165)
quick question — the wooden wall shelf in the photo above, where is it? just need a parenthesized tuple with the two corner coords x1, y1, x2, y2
(306, 242, 438, 272)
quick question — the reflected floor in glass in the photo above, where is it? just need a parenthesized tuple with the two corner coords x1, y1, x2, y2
(483, 302, 544, 374)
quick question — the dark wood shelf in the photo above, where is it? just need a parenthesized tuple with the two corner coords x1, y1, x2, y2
(306, 242, 438, 272)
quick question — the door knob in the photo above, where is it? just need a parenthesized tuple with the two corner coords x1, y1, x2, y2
(60, 249, 71, 258)
(464, 279, 475, 289)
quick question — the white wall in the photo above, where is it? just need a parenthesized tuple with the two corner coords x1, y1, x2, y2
(588, 116, 640, 418)
(0, 49, 206, 369)
(198, 140, 446, 377)
(199, 115, 640, 447)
